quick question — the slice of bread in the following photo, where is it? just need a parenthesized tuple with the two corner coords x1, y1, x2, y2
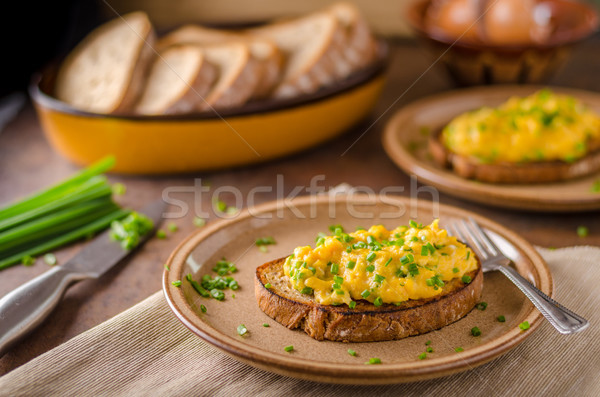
(200, 43, 261, 110)
(429, 129, 600, 183)
(255, 257, 483, 342)
(249, 11, 351, 99)
(327, 2, 378, 71)
(157, 25, 282, 99)
(55, 12, 155, 114)
(135, 45, 216, 115)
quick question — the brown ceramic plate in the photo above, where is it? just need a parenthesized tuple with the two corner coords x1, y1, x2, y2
(382, 85, 600, 212)
(163, 195, 551, 384)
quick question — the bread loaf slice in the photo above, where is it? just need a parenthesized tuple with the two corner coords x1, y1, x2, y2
(201, 43, 261, 110)
(158, 25, 282, 99)
(55, 12, 155, 114)
(429, 129, 600, 183)
(327, 2, 378, 70)
(255, 257, 483, 342)
(249, 12, 350, 99)
(134, 45, 216, 115)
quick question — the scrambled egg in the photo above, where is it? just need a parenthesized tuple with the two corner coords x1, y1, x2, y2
(442, 89, 600, 164)
(283, 220, 477, 306)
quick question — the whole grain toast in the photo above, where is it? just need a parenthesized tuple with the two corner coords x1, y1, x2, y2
(429, 128, 600, 184)
(255, 257, 483, 342)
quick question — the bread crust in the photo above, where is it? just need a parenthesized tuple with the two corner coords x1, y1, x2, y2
(255, 257, 483, 342)
(429, 128, 600, 184)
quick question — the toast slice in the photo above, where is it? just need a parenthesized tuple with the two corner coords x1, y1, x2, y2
(55, 12, 155, 114)
(158, 25, 282, 98)
(327, 2, 378, 70)
(255, 257, 483, 342)
(429, 129, 600, 183)
(135, 45, 216, 115)
(249, 11, 351, 99)
(200, 43, 261, 110)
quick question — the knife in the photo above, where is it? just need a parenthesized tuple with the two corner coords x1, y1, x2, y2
(0, 199, 166, 357)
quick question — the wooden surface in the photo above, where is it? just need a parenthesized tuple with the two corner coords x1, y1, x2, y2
(1, 38, 599, 375)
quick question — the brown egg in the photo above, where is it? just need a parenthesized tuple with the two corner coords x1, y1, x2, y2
(425, 0, 482, 42)
(483, 0, 553, 45)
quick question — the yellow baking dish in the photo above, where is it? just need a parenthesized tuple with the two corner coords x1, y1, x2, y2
(30, 43, 387, 174)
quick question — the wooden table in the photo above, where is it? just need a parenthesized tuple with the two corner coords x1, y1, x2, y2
(1, 39, 599, 375)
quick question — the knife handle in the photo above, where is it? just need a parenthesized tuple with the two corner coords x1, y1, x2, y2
(0, 267, 91, 356)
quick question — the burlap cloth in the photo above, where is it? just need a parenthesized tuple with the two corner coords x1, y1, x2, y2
(0, 247, 598, 396)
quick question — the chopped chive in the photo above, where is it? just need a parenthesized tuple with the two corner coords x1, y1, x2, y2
(384, 258, 392, 267)
(111, 182, 126, 195)
(361, 290, 370, 298)
(591, 180, 600, 193)
(373, 297, 383, 307)
(400, 255, 411, 265)
(284, 345, 294, 352)
(191, 281, 210, 297)
(167, 222, 178, 232)
(331, 263, 339, 274)
(210, 289, 225, 301)
(186, 273, 193, 282)
(348, 349, 357, 356)
(577, 226, 589, 237)
(164, 264, 170, 271)
(259, 246, 268, 253)
(300, 287, 314, 295)
(425, 340, 432, 345)
(454, 347, 464, 352)
(265, 283, 272, 289)
(335, 290, 345, 295)
(476, 302, 488, 311)
(418, 352, 427, 360)
(21, 255, 35, 266)
(43, 253, 57, 266)
(366, 357, 381, 365)
(193, 217, 206, 227)
(374, 274, 385, 284)
(497, 315, 506, 322)
(519, 321, 530, 331)
(366, 252, 376, 262)
(409, 220, 418, 228)
(366, 264, 375, 272)
(308, 266, 316, 274)
(408, 263, 419, 277)
(237, 324, 248, 336)
(200, 304, 207, 313)
(262, 323, 270, 327)
(346, 260, 356, 270)
(466, 251, 471, 260)
(214, 199, 227, 213)
(462, 275, 472, 284)
(156, 229, 166, 239)
(452, 267, 459, 273)
(426, 278, 434, 286)
(171, 280, 182, 287)
(316, 236, 325, 246)
(426, 347, 433, 353)
(255, 236, 276, 246)
(349, 301, 356, 309)
(471, 327, 482, 337)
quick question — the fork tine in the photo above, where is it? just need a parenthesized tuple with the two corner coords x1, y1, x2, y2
(459, 219, 490, 260)
(467, 217, 499, 256)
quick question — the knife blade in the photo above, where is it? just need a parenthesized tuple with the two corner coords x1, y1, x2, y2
(0, 199, 166, 356)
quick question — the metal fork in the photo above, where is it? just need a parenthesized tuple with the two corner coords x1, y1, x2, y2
(447, 217, 589, 335)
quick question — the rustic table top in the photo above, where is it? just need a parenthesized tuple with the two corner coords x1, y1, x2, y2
(1, 39, 599, 375)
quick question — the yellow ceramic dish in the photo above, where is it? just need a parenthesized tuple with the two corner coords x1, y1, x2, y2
(30, 44, 387, 174)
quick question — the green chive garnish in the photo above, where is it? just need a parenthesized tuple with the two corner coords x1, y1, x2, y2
(425, 340, 432, 345)
(497, 315, 506, 322)
(384, 258, 392, 267)
(167, 222, 178, 232)
(418, 352, 427, 360)
(452, 267, 459, 273)
(172, 280, 182, 287)
(426, 347, 433, 353)
(300, 287, 313, 295)
(265, 283, 272, 289)
(471, 327, 481, 336)
(462, 275, 472, 284)
(366, 252, 376, 262)
(237, 324, 248, 336)
(21, 255, 35, 266)
(331, 263, 339, 274)
(476, 302, 488, 311)
(262, 323, 269, 327)
(466, 251, 471, 260)
(255, 236, 276, 246)
(164, 264, 170, 271)
(366, 357, 381, 365)
(374, 274, 385, 284)
(374, 297, 383, 307)
(43, 253, 57, 266)
(349, 301, 356, 309)
(193, 217, 206, 227)
(200, 304, 207, 313)
(284, 345, 294, 352)
(454, 347, 464, 352)
(577, 226, 589, 237)
(348, 349, 357, 356)
(365, 265, 375, 272)
(361, 290, 370, 298)
(156, 229, 166, 239)
(346, 260, 356, 270)
(519, 321, 530, 330)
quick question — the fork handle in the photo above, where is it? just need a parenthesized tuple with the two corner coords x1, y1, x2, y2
(498, 266, 589, 334)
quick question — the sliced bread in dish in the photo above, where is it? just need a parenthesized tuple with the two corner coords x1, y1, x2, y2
(255, 257, 483, 342)
(135, 45, 216, 115)
(200, 43, 261, 110)
(157, 25, 282, 99)
(249, 11, 351, 99)
(55, 12, 155, 114)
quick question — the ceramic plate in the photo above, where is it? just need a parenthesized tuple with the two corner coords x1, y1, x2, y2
(382, 85, 600, 212)
(163, 195, 551, 384)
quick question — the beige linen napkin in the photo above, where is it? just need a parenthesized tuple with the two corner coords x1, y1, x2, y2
(0, 247, 598, 396)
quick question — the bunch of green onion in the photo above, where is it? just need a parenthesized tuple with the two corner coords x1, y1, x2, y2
(0, 157, 130, 270)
